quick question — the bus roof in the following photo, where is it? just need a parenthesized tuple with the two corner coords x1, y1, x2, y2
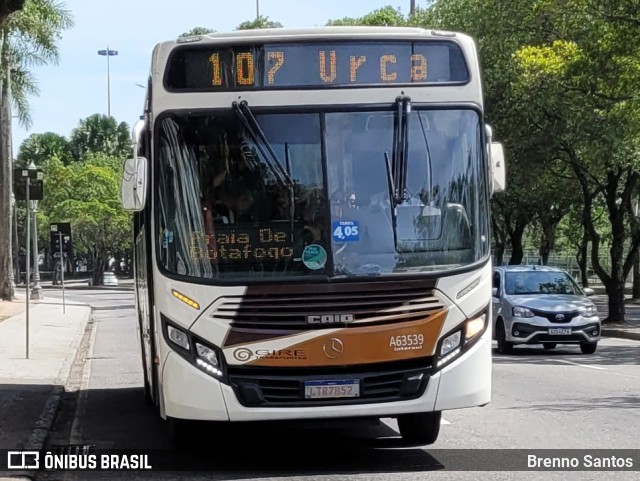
(163, 26, 471, 48)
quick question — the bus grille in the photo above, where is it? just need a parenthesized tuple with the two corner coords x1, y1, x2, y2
(227, 359, 432, 407)
(210, 280, 443, 328)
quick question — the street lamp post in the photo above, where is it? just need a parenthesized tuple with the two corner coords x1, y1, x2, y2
(98, 47, 118, 117)
(256, 0, 259, 19)
(29, 162, 43, 300)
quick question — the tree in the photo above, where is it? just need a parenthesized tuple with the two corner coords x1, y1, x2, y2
(17, 131, 73, 166)
(236, 15, 282, 30)
(43, 154, 131, 286)
(69, 114, 131, 161)
(418, 0, 640, 321)
(326, 6, 406, 26)
(511, 1, 640, 322)
(179, 27, 215, 37)
(0, 0, 73, 300)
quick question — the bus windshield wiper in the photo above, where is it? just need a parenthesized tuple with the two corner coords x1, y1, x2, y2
(390, 95, 411, 206)
(232, 100, 294, 189)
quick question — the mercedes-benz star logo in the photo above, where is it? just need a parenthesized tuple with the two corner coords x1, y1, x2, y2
(555, 314, 565, 321)
(322, 338, 344, 359)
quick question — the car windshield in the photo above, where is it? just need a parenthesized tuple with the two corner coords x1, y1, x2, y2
(504, 271, 581, 295)
(155, 108, 489, 282)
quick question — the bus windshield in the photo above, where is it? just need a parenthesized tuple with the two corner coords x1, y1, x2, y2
(156, 108, 489, 281)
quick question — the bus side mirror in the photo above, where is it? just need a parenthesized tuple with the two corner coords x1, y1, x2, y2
(121, 156, 148, 211)
(490, 142, 506, 194)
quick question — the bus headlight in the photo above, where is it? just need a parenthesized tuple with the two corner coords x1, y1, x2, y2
(167, 325, 190, 351)
(435, 311, 488, 370)
(441, 331, 461, 356)
(465, 314, 486, 340)
(195, 342, 223, 378)
(162, 314, 226, 381)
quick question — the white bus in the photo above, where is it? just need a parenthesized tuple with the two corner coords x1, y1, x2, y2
(121, 26, 506, 447)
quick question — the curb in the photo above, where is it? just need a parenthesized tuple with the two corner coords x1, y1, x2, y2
(602, 328, 640, 341)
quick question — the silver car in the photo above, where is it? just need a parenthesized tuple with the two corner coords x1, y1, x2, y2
(491, 265, 601, 354)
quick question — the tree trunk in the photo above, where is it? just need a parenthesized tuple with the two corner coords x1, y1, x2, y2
(539, 221, 559, 266)
(632, 219, 640, 299)
(577, 234, 589, 288)
(0, 32, 14, 300)
(539, 238, 551, 265)
(633, 253, 640, 300)
(491, 215, 507, 266)
(91, 254, 108, 286)
(605, 277, 626, 325)
(495, 244, 505, 266)
(600, 173, 633, 323)
(508, 224, 526, 265)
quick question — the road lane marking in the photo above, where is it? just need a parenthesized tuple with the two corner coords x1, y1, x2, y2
(555, 359, 607, 371)
(441, 418, 451, 425)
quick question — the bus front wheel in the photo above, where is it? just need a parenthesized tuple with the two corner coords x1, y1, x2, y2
(397, 411, 441, 445)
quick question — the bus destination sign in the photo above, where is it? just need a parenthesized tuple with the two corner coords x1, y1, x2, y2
(165, 41, 469, 91)
(189, 223, 303, 264)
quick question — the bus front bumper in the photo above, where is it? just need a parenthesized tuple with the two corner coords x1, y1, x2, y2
(161, 336, 491, 422)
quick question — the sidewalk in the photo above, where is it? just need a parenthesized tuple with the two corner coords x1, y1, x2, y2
(590, 293, 640, 341)
(0, 291, 92, 480)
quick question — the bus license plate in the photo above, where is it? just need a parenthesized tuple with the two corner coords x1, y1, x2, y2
(549, 328, 572, 335)
(304, 380, 360, 399)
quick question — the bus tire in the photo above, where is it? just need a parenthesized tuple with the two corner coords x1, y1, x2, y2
(397, 411, 441, 445)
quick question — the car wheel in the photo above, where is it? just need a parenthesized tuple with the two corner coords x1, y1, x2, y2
(580, 342, 597, 354)
(496, 319, 513, 354)
(543, 343, 557, 350)
(397, 411, 441, 445)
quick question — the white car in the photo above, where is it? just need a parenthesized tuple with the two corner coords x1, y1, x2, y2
(103, 272, 118, 286)
(492, 265, 601, 354)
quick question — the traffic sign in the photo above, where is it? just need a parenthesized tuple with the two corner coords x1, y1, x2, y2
(13, 168, 44, 201)
(50, 223, 72, 254)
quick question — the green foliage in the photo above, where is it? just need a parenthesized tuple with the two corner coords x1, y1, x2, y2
(69, 113, 131, 161)
(179, 27, 215, 37)
(42, 152, 131, 269)
(326, 6, 406, 26)
(236, 15, 283, 30)
(2, 0, 74, 128)
(16, 131, 73, 166)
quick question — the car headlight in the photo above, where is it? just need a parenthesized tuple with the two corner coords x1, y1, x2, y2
(436, 313, 487, 369)
(513, 306, 534, 318)
(581, 305, 598, 317)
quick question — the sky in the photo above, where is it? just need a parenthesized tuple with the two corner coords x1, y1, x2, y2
(11, 0, 417, 157)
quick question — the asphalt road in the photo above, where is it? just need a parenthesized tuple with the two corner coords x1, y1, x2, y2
(36, 289, 640, 481)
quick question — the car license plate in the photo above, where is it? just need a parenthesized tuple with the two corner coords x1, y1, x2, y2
(549, 328, 572, 335)
(304, 379, 360, 399)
